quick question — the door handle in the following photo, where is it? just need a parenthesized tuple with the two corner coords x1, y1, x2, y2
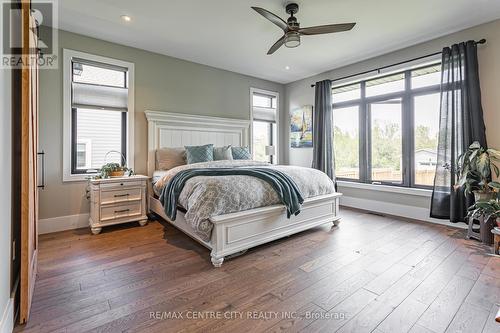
(114, 209, 130, 213)
(37, 151, 45, 189)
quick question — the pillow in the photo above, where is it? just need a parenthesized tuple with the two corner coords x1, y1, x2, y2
(231, 146, 251, 160)
(213, 145, 233, 161)
(185, 144, 214, 164)
(156, 147, 186, 170)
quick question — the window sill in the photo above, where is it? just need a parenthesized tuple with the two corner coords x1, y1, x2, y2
(337, 180, 432, 197)
(63, 173, 98, 183)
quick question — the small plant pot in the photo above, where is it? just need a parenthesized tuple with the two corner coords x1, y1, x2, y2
(474, 191, 495, 202)
(109, 170, 125, 177)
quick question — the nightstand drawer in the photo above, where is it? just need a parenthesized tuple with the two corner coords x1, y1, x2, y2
(100, 202, 142, 222)
(101, 188, 142, 205)
(100, 181, 145, 189)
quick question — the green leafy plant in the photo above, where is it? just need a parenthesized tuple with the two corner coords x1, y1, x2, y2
(456, 141, 500, 195)
(467, 199, 500, 224)
(98, 162, 133, 179)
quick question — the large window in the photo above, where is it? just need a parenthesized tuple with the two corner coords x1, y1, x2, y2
(63, 50, 134, 181)
(251, 89, 278, 163)
(332, 62, 441, 188)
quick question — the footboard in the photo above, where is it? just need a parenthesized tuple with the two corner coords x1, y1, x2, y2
(209, 193, 342, 266)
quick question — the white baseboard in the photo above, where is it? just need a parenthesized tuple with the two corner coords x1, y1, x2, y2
(0, 298, 13, 333)
(340, 195, 466, 229)
(38, 213, 89, 234)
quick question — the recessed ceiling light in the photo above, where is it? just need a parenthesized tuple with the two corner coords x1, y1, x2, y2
(121, 15, 132, 22)
(285, 66, 290, 70)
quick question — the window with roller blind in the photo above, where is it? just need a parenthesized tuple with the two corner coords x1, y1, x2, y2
(63, 49, 135, 181)
(250, 88, 279, 164)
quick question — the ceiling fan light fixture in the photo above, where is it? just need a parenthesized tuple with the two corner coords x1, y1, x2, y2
(285, 32, 300, 48)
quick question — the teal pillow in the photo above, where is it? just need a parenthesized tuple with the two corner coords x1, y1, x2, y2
(231, 146, 251, 160)
(185, 144, 214, 164)
(213, 145, 233, 161)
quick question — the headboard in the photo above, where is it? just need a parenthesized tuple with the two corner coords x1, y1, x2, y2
(145, 111, 250, 177)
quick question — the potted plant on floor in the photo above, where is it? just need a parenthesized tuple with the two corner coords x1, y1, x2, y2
(456, 141, 500, 201)
(456, 141, 500, 244)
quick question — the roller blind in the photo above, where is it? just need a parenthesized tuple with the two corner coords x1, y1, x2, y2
(252, 92, 277, 122)
(71, 60, 128, 111)
(72, 83, 128, 111)
(253, 107, 276, 122)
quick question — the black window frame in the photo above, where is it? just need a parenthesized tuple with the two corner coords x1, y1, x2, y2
(71, 108, 127, 175)
(333, 62, 441, 189)
(70, 60, 129, 175)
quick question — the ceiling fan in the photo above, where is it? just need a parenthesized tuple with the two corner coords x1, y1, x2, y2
(252, 3, 356, 55)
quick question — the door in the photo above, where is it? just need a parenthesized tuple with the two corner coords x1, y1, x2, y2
(19, 2, 39, 323)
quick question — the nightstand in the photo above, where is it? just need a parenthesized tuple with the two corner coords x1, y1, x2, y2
(88, 175, 149, 234)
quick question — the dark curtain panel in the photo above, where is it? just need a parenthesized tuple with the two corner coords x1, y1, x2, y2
(312, 80, 335, 181)
(430, 41, 487, 222)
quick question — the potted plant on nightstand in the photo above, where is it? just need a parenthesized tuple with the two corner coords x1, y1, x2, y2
(99, 162, 133, 178)
(96, 150, 133, 179)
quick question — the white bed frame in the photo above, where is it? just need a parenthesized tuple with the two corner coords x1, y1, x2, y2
(145, 111, 342, 267)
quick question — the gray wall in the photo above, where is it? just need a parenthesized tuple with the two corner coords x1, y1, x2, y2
(0, 67, 12, 329)
(39, 28, 285, 220)
(283, 19, 500, 212)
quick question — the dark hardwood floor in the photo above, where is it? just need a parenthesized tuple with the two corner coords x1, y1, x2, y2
(15, 208, 500, 333)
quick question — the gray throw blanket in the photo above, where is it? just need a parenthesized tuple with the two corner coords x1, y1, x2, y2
(159, 168, 304, 221)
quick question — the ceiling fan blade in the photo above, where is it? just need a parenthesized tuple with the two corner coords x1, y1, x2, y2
(267, 35, 286, 55)
(299, 23, 356, 35)
(251, 7, 288, 31)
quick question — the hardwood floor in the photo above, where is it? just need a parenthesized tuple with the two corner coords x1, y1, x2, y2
(15, 208, 500, 333)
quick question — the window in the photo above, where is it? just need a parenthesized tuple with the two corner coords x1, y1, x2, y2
(63, 50, 134, 181)
(414, 93, 440, 186)
(251, 89, 279, 164)
(333, 105, 359, 179)
(370, 98, 403, 183)
(332, 62, 441, 188)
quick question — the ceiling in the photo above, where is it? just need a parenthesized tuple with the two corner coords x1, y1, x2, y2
(57, 0, 500, 84)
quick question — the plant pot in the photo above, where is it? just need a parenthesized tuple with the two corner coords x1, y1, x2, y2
(480, 217, 495, 245)
(474, 191, 495, 202)
(109, 170, 125, 177)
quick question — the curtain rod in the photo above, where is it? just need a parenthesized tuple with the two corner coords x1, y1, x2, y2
(310, 39, 486, 88)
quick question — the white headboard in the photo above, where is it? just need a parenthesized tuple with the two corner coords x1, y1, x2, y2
(145, 111, 250, 176)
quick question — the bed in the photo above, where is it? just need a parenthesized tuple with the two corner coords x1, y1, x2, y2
(146, 111, 342, 267)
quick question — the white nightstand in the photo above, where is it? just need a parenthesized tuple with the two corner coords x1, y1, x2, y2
(88, 175, 149, 234)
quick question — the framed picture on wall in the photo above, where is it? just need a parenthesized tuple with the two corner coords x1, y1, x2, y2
(290, 105, 313, 148)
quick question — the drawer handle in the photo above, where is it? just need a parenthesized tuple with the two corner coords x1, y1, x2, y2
(114, 194, 130, 198)
(114, 209, 130, 213)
